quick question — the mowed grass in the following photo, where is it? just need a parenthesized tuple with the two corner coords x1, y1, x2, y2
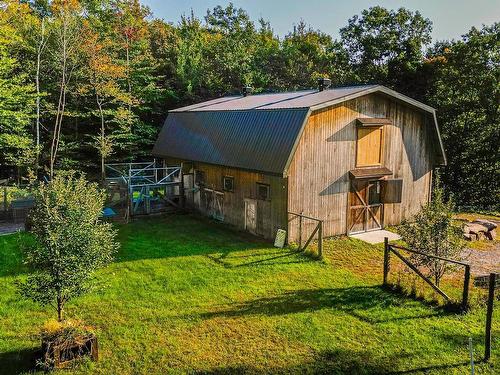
(0, 214, 498, 374)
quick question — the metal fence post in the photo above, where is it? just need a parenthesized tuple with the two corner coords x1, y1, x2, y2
(462, 265, 471, 311)
(484, 273, 496, 362)
(383, 237, 390, 286)
(318, 220, 323, 258)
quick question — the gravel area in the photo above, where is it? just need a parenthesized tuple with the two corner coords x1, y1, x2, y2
(462, 243, 500, 276)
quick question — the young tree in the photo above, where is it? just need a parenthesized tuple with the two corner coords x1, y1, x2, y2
(18, 171, 118, 321)
(48, 0, 83, 177)
(80, 30, 131, 180)
(398, 176, 466, 287)
(111, 0, 149, 104)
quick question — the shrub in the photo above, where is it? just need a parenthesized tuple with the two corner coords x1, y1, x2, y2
(398, 176, 466, 287)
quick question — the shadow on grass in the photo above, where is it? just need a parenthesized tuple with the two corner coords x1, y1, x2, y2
(392, 361, 472, 374)
(205, 249, 312, 268)
(381, 283, 466, 313)
(194, 348, 400, 374)
(200, 286, 451, 324)
(0, 347, 40, 374)
(194, 348, 473, 374)
(114, 214, 273, 263)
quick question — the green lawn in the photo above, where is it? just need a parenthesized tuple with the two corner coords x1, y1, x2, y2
(0, 214, 497, 374)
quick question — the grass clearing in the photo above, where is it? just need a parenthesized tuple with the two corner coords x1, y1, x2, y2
(0, 214, 498, 374)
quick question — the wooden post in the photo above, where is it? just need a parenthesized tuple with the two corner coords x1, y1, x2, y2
(383, 237, 390, 286)
(3, 186, 6, 215)
(298, 212, 303, 251)
(484, 273, 496, 362)
(462, 265, 471, 311)
(317, 220, 323, 258)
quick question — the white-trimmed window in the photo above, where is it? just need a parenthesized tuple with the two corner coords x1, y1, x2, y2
(257, 183, 270, 200)
(223, 176, 234, 192)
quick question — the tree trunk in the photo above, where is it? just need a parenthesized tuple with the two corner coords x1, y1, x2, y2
(57, 295, 64, 322)
(125, 37, 131, 104)
(98, 100, 105, 181)
(35, 19, 45, 170)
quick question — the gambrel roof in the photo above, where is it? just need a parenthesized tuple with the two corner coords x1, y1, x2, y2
(153, 85, 446, 175)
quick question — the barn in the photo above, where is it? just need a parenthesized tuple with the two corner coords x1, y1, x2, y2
(153, 83, 446, 242)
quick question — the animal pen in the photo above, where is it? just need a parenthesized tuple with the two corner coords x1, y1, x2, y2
(104, 161, 184, 221)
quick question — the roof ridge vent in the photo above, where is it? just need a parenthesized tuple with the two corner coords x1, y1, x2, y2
(317, 78, 331, 92)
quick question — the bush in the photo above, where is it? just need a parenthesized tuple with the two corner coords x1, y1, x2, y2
(398, 176, 466, 287)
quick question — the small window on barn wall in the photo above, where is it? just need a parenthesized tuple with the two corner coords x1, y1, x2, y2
(194, 170, 205, 186)
(257, 183, 270, 200)
(223, 176, 234, 192)
(356, 126, 383, 167)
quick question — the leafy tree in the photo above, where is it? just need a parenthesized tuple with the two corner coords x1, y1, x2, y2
(47, 0, 85, 177)
(80, 29, 132, 180)
(282, 20, 351, 89)
(398, 177, 465, 287)
(203, 3, 258, 94)
(18, 171, 118, 321)
(423, 24, 500, 209)
(340, 6, 432, 93)
(0, 1, 36, 172)
(176, 11, 206, 101)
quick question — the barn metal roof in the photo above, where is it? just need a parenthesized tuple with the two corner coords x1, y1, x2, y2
(153, 85, 446, 175)
(170, 85, 378, 112)
(153, 109, 310, 175)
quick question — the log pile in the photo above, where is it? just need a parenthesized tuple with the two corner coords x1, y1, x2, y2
(463, 219, 497, 241)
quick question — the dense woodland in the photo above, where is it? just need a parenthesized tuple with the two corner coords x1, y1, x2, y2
(0, 0, 498, 208)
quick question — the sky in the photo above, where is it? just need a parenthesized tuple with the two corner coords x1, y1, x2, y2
(142, 0, 499, 42)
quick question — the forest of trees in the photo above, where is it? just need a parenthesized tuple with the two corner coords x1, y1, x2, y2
(0, 0, 498, 208)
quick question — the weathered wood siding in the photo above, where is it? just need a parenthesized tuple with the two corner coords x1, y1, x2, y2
(287, 93, 435, 241)
(164, 158, 287, 240)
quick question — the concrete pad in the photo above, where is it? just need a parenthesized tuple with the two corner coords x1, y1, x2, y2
(349, 230, 401, 244)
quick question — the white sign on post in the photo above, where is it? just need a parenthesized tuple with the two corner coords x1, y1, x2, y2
(274, 229, 287, 248)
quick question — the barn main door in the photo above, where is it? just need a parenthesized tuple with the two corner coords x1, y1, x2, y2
(245, 199, 257, 234)
(348, 179, 383, 234)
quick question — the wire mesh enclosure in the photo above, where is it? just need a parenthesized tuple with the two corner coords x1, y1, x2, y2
(104, 161, 184, 220)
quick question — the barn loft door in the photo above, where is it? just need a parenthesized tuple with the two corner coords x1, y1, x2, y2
(348, 179, 383, 234)
(356, 127, 383, 167)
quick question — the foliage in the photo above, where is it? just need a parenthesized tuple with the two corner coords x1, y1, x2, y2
(0, 1, 497, 209)
(340, 6, 432, 92)
(0, 1, 36, 168)
(17, 171, 118, 321)
(424, 23, 500, 209)
(398, 177, 466, 286)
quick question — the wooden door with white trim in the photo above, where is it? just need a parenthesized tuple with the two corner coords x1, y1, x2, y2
(348, 179, 383, 234)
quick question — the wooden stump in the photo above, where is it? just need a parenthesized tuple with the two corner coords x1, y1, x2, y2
(41, 334, 98, 369)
